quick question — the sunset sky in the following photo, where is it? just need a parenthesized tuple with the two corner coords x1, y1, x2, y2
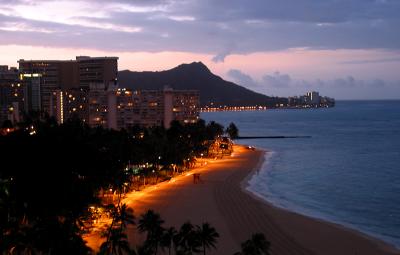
(1, 0, 400, 99)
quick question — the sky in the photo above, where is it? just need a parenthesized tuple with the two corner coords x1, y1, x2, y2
(1, 0, 400, 99)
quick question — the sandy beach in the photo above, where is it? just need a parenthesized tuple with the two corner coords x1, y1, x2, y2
(119, 145, 399, 255)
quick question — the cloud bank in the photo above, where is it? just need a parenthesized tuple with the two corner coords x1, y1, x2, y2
(1, 0, 400, 99)
(227, 69, 400, 99)
(0, 0, 400, 58)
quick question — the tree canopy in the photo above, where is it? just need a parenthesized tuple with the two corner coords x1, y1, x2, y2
(0, 116, 234, 254)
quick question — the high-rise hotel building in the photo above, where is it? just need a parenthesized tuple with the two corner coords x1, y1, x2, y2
(116, 87, 200, 129)
(2, 56, 200, 130)
(87, 83, 117, 129)
(18, 56, 118, 115)
(77, 56, 118, 89)
(164, 87, 199, 127)
(0, 66, 22, 124)
(18, 59, 79, 114)
(54, 86, 199, 130)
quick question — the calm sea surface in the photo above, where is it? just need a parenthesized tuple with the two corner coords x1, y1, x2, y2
(202, 100, 400, 248)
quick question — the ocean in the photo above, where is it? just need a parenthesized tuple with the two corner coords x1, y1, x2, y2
(201, 100, 400, 248)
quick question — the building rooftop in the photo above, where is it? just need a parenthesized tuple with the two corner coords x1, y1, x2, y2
(18, 56, 119, 63)
(18, 59, 77, 63)
(76, 56, 119, 61)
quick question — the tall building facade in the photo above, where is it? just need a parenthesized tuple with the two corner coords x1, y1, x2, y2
(77, 56, 118, 89)
(134, 90, 166, 128)
(18, 59, 79, 114)
(16, 56, 117, 120)
(22, 73, 42, 113)
(52, 88, 89, 124)
(165, 87, 199, 127)
(287, 91, 335, 108)
(306, 91, 320, 105)
(2, 57, 200, 130)
(87, 83, 117, 129)
(116, 88, 138, 129)
(65, 88, 90, 123)
(0, 66, 22, 124)
(117, 87, 200, 129)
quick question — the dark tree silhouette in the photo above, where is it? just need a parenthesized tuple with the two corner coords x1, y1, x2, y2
(206, 121, 224, 140)
(226, 122, 239, 139)
(196, 223, 219, 255)
(175, 221, 201, 254)
(138, 210, 165, 254)
(99, 228, 132, 255)
(161, 227, 178, 255)
(100, 203, 136, 255)
(234, 233, 271, 255)
(115, 204, 136, 231)
(0, 116, 227, 254)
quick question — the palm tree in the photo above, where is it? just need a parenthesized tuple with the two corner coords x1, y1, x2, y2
(102, 203, 135, 255)
(206, 121, 224, 140)
(175, 221, 201, 254)
(138, 210, 165, 238)
(251, 233, 270, 254)
(99, 228, 132, 255)
(138, 210, 165, 254)
(116, 204, 135, 231)
(196, 223, 219, 255)
(161, 227, 177, 255)
(226, 123, 239, 139)
(234, 233, 271, 255)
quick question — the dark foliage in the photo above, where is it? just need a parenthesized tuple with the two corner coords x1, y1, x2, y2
(0, 116, 229, 254)
(226, 122, 239, 139)
(135, 210, 219, 255)
(234, 233, 271, 255)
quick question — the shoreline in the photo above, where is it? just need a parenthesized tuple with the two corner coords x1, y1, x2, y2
(96, 144, 400, 255)
(241, 147, 400, 255)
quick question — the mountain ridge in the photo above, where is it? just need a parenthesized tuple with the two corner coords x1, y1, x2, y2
(118, 62, 286, 107)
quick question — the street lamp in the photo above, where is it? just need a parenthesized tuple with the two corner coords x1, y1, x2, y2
(157, 156, 162, 170)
